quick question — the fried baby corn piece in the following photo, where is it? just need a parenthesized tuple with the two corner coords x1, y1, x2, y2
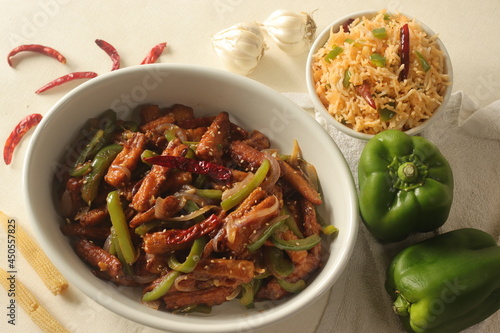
(195, 111, 230, 164)
(0, 268, 69, 333)
(0, 211, 68, 295)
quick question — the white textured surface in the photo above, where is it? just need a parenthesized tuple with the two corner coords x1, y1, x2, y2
(1, 1, 499, 332)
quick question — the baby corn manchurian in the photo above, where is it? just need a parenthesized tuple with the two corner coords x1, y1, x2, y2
(56, 103, 330, 313)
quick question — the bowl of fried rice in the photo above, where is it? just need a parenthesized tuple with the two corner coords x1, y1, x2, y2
(306, 9, 453, 140)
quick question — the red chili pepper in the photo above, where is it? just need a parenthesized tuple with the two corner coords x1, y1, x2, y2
(355, 81, 376, 109)
(145, 155, 232, 181)
(4, 113, 43, 165)
(140, 42, 167, 64)
(148, 214, 221, 246)
(340, 18, 354, 33)
(398, 23, 410, 81)
(35, 71, 98, 94)
(95, 39, 120, 71)
(7, 44, 66, 67)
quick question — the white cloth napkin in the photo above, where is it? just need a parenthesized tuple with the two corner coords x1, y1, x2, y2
(283, 91, 500, 333)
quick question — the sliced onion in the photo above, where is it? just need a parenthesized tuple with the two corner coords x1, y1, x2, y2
(157, 123, 188, 141)
(162, 205, 219, 222)
(173, 275, 199, 292)
(103, 233, 113, 253)
(260, 151, 280, 191)
(288, 139, 301, 168)
(212, 228, 226, 252)
(221, 172, 254, 201)
(134, 274, 158, 284)
(141, 299, 161, 310)
(154, 196, 186, 219)
(225, 194, 280, 243)
(300, 159, 320, 191)
(109, 164, 132, 182)
(226, 286, 242, 300)
(174, 185, 210, 207)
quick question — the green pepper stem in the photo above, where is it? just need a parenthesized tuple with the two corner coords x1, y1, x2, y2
(398, 162, 418, 182)
(393, 293, 410, 317)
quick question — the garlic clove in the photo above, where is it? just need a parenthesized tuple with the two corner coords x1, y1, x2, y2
(261, 9, 317, 55)
(212, 22, 267, 76)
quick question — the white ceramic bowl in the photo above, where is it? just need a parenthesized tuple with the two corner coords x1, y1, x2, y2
(24, 64, 358, 333)
(306, 10, 453, 140)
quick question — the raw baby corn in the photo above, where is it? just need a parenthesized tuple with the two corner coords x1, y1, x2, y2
(0, 210, 68, 295)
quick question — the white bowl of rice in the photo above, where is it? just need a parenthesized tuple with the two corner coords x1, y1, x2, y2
(306, 9, 453, 140)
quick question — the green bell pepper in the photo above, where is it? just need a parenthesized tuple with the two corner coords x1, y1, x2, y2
(358, 130, 454, 242)
(386, 228, 500, 333)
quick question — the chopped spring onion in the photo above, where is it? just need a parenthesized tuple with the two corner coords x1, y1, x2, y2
(370, 53, 386, 67)
(322, 225, 339, 236)
(372, 27, 387, 39)
(415, 51, 431, 72)
(378, 108, 396, 121)
(325, 46, 344, 63)
(343, 69, 351, 89)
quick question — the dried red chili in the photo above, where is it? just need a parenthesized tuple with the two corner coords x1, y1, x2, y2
(7, 44, 66, 67)
(35, 71, 98, 94)
(398, 23, 410, 81)
(340, 18, 354, 33)
(140, 42, 167, 64)
(145, 214, 221, 250)
(355, 81, 376, 109)
(95, 39, 120, 71)
(145, 155, 232, 181)
(4, 113, 43, 165)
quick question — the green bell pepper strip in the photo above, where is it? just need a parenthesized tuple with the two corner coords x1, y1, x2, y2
(72, 109, 117, 171)
(81, 144, 123, 205)
(220, 159, 270, 211)
(110, 227, 133, 276)
(386, 228, 500, 333)
(142, 270, 181, 302)
(263, 246, 293, 279)
(247, 217, 286, 253)
(195, 189, 223, 200)
(283, 206, 303, 239)
(277, 278, 306, 293)
(168, 237, 207, 273)
(358, 130, 453, 242)
(271, 232, 321, 251)
(69, 160, 92, 177)
(140, 149, 158, 165)
(239, 283, 255, 308)
(239, 279, 262, 308)
(106, 190, 136, 265)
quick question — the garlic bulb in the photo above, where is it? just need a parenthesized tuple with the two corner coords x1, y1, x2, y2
(261, 9, 317, 55)
(212, 22, 267, 76)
